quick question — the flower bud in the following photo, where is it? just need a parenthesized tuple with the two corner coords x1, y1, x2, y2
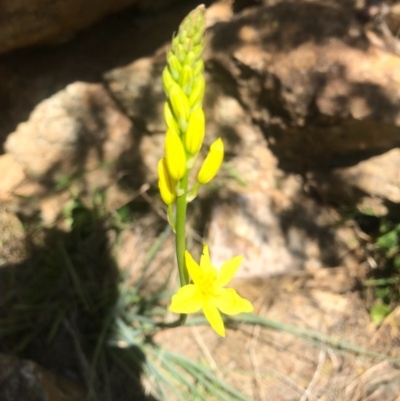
(167, 52, 182, 81)
(169, 83, 190, 131)
(184, 51, 197, 68)
(164, 102, 180, 135)
(158, 158, 176, 205)
(197, 138, 224, 184)
(175, 43, 186, 63)
(179, 65, 194, 95)
(193, 59, 204, 77)
(185, 108, 205, 155)
(189, 75, 205, 109)
(165, 129, 187, 180)
(162, 67, 175, 93)
(191, 43, 203, 60)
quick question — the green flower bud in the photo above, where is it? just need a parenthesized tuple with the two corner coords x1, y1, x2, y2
(184, 51, 197, 68)
(193, 59, 204, 77)
(179, 65, 194, 95)
(189, 75, 205, 109)
(175, 43, 186, 63)
(164, 102, 180, 135)
(167, 51, 182, 81)
(185, 108, 205, 155)
(172, 36, 180, 53)
(158, 158, 176, 205)
(197, 138, 224, 184)
(179, 5, 205, 45)
(169, 82, 190, 131)
(165, 129, 187, 180)
(178, 29, 188, 47)
(162, 67, 175, 93)
(192, 43, 203, 60)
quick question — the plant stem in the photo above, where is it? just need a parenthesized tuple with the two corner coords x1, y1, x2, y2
(159, 171, 190, 330)
(175, 171, 189, 287)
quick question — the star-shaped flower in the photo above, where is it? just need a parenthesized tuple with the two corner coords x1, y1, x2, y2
(169, 244, 253, 336)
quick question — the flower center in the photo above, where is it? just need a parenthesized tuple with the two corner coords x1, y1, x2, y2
(198, 271, 217, 295)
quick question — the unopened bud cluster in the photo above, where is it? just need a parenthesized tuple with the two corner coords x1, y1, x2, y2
(158, 4, 224, 206)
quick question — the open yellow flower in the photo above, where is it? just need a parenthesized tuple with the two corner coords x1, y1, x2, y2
(169, 244, 253, 337)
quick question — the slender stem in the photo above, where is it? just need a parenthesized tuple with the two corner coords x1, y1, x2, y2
(159, 170, 190, 330)
(175, 170, 189, 287)
(167, 204, 176, 233)
(158, 313, 186, 329)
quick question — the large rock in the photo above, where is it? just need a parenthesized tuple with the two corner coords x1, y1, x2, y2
(0, 0, 180, 54)
(5, 82, 133, 182)
(206, 1, 400, 172)
(2, 82, 137, 224)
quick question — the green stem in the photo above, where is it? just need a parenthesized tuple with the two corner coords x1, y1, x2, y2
(159, 170, 190, 330)
(167, 204, 176, 232)
(175, 171, 189, 287)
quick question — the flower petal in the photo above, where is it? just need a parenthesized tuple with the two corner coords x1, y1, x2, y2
(215, 255, 243, 287)
(213, 288, 253, 315)
(169, 284, 202, 314)
(203, 297, 225, 337)
(200, 243, 213, 273)
(185, 250, 202, 285)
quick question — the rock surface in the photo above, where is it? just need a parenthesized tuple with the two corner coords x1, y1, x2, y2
(0, 0, 180, 54)
(0, 353, 85, 401)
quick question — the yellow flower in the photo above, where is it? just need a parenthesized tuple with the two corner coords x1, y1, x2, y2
(158, 158, 176, 205)
(197, 138, 224, 184)
(169, 244, 253, 337)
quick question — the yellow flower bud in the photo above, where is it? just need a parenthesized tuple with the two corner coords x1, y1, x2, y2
(185, 108, 205, 155)
(189, 75, 205, 109)
(165, 129, 187, 180)
(197, 138, 224, 184)
(162, 67, 175, 93)
(164, 102, 180, 135)
(158, 158, 176, 205)
(169, 83, 190, 132)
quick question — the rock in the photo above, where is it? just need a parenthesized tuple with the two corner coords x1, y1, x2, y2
(0, 0, 180, 54)
(206, 124, 359, 277)
(206, 1, 400, 173)
(2, 82, 138, 223)
(0, 353, 85, 401)
(0, 154, 26, 202)
(5, 82, 133, 181)
(310, 148, 400, 214)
